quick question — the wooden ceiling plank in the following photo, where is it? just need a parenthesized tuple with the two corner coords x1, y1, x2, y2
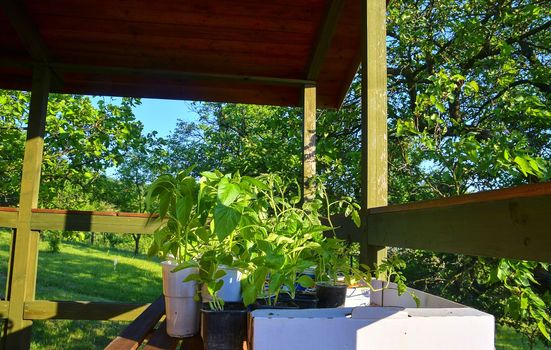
(0, 0, 48, 62)
(50, 63, 315, 87)
(305, 0, 345, 80)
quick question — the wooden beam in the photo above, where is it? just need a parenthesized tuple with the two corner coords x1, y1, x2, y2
(105, 296, 165, 350)
(50, 62, 315, 87)
(330, 214, 363, 242)
(0, 301, 9, 319)
(30, 210, 162, 234)
(302, 84, 317, 201)
(305, 0, 345, 80)
(4, 67, 50, 350)
(369, 182, 551, 214)
(0, 0, 48, 62)
(24, 300, 152, 321)
(360, 0, 388, 268)
(367, 184, 551, 263)
(0, 208, 18, 229)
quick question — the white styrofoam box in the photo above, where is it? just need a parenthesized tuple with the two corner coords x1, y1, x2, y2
(345, 286, 371, 307)
(248, 281, 494, 350)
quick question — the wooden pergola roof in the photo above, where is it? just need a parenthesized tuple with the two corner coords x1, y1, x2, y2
(0, 0, 360, 108)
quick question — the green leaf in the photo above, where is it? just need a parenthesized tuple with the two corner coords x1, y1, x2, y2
(520, 295, 528, 310)
(297, 275, 315, 288)
(537, 320, 550, 340)
(351, 210, 361, 228)
(213, 204, 241, 241)
(214, 269, 227, 280)
(158, 192, 171, 219)
(435, 101, 446, 113)
(514, 156, 531, 176)
(217, 177, 241, 206)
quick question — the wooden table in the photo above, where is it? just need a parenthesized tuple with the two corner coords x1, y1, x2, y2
(104, 296, 203, 350)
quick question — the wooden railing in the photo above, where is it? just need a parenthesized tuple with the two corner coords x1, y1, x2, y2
(366, 182, 551, 263)
(1, 181, 550, 326)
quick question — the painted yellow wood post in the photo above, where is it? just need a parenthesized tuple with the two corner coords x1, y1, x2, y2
(360, 0, 388, 268)
(303, 84, 317, 201)
(4, 66, 50, 350)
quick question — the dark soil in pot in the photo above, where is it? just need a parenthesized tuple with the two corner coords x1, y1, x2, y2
(201, 303, 247, 350)
(249, 296, 299, 310)
(316, 284, 347, 308)
(278, 292, 318, 309)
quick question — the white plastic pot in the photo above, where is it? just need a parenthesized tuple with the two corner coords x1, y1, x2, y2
(162, 261, 200, 337)
(201, 266, 243, 303)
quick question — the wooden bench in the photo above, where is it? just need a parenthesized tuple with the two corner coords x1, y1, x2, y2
(104, 296, 203, 350)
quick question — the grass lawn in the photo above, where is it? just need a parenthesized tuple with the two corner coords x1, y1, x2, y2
(0, 230, 548, 349)
(0, 231, 162, 349)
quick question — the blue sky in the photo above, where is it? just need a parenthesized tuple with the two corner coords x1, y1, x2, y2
(92, 97, 199, 137)
(132, 98, 198, 137)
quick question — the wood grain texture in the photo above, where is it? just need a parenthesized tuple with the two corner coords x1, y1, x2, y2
(369, 182, 551, 214)
(1, 1, 361, 108)
(143, 321, 179, 350)
(24, 300, 154, 322)
(306, 0, 345, 80)
(360, 0, 388, 267)
(4, 66, 50, 350)
(0, 208, 18, 228)
(367, 192, 551, 262)
(0, 301, 9, 319)
(104, 296, 164, 350)
(0, 0, 48, 62)
(30, 211, 162, 234)
(302, 84, 317, 201)
(179, 335, 204, 350)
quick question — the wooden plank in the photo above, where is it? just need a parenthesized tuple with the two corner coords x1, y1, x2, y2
(0, 0, 49, 62)
(369, 182, 551, 214)
(0, 301, 9, 319)
(367, 192, 551, 263)
(143, 321, 179, 350)
(302, 84, 317, 201)
(330, 214, 362, 243)
(25, 300, 155, 322)
(305, 0, 345, 80)
(50, 63, 313, 87)
(0, 208, 18, 228)
(105, 296, 165, 350)
(179, 335, 204, 350)
(30, 211, 162, 234)
(37, 15, 313, 45)
(4, 66, 50, 350)
(27, 0, 321, 34)
(360, 0, 388, 268)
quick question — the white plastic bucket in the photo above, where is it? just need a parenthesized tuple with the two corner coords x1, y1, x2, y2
(201, 267, 243, 303)
(162, 261, 200, 337)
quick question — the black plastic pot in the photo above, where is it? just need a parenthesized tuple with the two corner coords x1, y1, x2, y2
(278, 292, 318, 309)
(201, 303, 247, 350)
(250, 296, 299, 310)
(316, 284, 347, 308)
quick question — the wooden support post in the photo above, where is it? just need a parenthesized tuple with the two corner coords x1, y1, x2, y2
(4, 66, 50, 350)
(360, 0, 388, 268)
(302, 84, 317, 201)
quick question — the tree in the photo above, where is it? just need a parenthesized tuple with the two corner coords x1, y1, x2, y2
(159, 0, 550, 344)
(0, 91, 145, 207)
(96, 131, 168, 254)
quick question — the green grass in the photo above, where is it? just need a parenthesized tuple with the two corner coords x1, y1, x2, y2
(0, 231, 549, 349)
(0, 231, 163, 349)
